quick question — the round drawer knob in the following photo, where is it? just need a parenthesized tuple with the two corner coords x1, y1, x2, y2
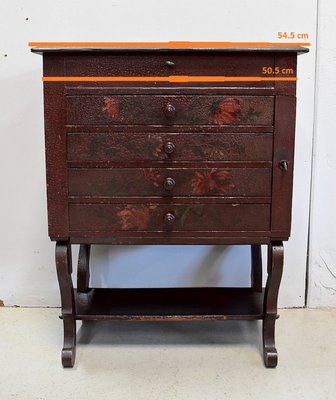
(279, 160, 288, 171)
(164, 103, 176, 118)
(164, 212, 176, 225)
(164, 177, 176, 191)
(163, 141, 176, 155)
(165, 60, 175, 68)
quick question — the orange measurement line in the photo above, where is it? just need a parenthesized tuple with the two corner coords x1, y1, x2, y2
(29, 41, 311, 47)
(42, 76, 298, 82)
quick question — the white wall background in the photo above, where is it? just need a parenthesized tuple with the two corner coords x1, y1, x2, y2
(0, 0, 326, 308)
(308, 0, 336, 307)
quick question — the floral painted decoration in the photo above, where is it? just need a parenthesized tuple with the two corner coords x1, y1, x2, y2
(117, 205, 156, 230)
(211, 97, 242, 124)
(147, 135, 163, 158)
(191, 169, 235, 195)
(143, 169, 162, 187)
(102, 96, 122, 121)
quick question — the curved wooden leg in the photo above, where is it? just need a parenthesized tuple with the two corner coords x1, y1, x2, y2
(77, 244, 91, 293)
(251, 244, 262, 292)
(263, 241, 284, 368)
(61, 314, 76, 367)
(56, 241, 76, 368)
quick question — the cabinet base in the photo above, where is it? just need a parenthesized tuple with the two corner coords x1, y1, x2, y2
(55, 241, 283, 368)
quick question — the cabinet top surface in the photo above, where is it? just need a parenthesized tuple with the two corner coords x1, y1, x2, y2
(31, 46, 309, 55)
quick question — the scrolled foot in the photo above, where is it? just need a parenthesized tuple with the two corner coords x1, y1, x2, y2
(263, 347, 278, 368)
(61, 347, 76, 368)
(61, 314, 76, 368)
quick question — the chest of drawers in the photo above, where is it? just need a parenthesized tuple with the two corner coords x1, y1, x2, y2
(32, 45, 308, 368)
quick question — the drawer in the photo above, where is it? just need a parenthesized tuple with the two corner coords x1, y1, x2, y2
(64, 52, 275, 79)
(69, 203, 271, 232)
(67, 132, 273, 162)
(68, 167, 272, 197)
(66, 95, 274, 126)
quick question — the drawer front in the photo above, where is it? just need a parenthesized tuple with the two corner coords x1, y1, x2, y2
(67, 132, 273, 162)
(68, 168, 272, 197)
(69, 203, 271, 232)
(64, 52, 275, 79)
(66, 95, 274, 126)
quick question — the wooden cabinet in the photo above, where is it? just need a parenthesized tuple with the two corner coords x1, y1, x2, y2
(32, 45, 308, 368)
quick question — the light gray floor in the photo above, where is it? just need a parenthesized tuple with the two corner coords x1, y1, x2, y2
(0, 307, 335, 399)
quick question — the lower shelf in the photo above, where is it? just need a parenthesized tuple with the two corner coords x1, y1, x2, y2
(74, 287, 264, 321)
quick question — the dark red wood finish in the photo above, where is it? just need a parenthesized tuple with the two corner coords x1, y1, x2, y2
(77, 244, 90, 293)
(67, 94, 274, 126)
(75, 287, 264, 320)
(43, 57, 68, 239)
(67, 132, 273, 162)
(63, 52, 275, 78)
(68, 167, 272, 197)
(68, 203, 271, 232)
(33, 46, 307, 368)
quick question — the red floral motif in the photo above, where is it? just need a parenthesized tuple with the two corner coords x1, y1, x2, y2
(191, 169, 235, 195)
(117, 205, 156, 230)
(143, 169, 161, 187)
(150, 136, 163, 158)
(102, 96, 121, 120)
(211, 97, 242, 124)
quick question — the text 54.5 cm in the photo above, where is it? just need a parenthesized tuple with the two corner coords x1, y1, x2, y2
(277, 32, 309, 40)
